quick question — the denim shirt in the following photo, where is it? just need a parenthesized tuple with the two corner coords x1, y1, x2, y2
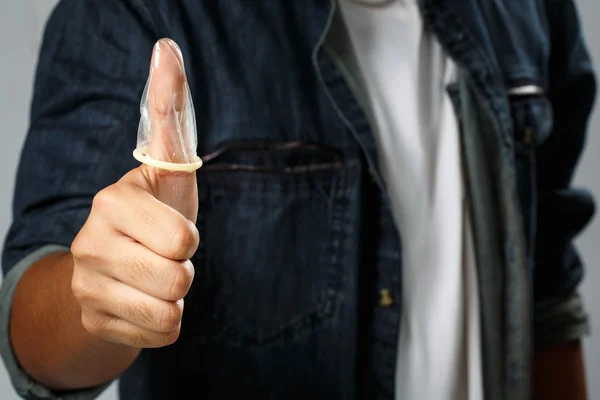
(0, 0, 595, 399)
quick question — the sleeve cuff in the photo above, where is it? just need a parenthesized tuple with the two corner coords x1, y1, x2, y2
(534, 291, 590, 349)
(0, 245, 110, 400)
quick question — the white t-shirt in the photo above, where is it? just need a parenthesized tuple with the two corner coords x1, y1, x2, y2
(339, 1, 483, 399)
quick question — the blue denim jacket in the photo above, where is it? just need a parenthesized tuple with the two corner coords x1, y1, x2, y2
(0, 0, 595, 399)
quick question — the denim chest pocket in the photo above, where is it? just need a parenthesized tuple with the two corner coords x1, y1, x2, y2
(509, 86, 553, 252)
(184, 141, 349, 351)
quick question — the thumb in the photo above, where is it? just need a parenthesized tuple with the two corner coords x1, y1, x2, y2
(134, 38, 199, 223)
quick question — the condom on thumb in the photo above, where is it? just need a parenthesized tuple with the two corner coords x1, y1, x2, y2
(134, 38, 202, 172)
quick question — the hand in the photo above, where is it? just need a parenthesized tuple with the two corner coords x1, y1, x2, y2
(70, 38, 199, 348)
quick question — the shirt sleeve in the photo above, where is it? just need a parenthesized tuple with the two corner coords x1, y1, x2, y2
(533, 0, 597, 347)
(533, 292, 590, 349)
(0, 0, 156, 398)
(0, 246, 111, 400)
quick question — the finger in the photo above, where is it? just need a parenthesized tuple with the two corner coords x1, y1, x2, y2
(146, 38, 194, 164)
(136, 38, 199, 223)
(104, 238, 195, 301)
(92, 181, 199, 260)
(81, 309, 181, 349)
(90, 278, 185, 334)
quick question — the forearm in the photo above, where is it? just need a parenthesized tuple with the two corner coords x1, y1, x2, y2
(10, 252, 139, 391)
(533, 340, 587, 400)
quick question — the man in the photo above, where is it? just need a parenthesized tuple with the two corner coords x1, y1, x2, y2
(0, 0, 594, 399)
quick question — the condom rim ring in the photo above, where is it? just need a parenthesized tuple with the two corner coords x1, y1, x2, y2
(133, 148, 203, 172)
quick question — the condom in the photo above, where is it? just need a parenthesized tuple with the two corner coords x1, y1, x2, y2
(133, 39, 202, 172)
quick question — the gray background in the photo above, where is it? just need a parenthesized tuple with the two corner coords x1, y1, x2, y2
(0, 1, 598, 399)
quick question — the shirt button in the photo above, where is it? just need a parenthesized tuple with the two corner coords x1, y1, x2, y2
(369, 169, 377, 184)
(379, 289, 394, 307)
(523, 127, 534, 147)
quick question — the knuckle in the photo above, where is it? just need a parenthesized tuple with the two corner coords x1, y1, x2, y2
(169, 221, 199, 259)
(92, 186, 118, 214)
(168, 260, 194, 300)
(70, 234, 85, 258)
(71, 232, 95, 260)
(71, 272, 94, 304)
(158, 301, 183, 332)
(70, 279, 85, 302)
(72, 214, 107, 263)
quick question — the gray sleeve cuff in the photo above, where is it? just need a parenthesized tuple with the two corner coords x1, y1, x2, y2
(0, 245, 110, 400)
(534, 291, 590, 349)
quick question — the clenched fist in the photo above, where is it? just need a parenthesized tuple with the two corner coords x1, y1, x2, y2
(70, 39, 199, 348)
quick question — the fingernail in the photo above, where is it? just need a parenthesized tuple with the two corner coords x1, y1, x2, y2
(165, 39, 183, 60)
(162, 38, 184, 76)
(154, 41, 162, 69)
